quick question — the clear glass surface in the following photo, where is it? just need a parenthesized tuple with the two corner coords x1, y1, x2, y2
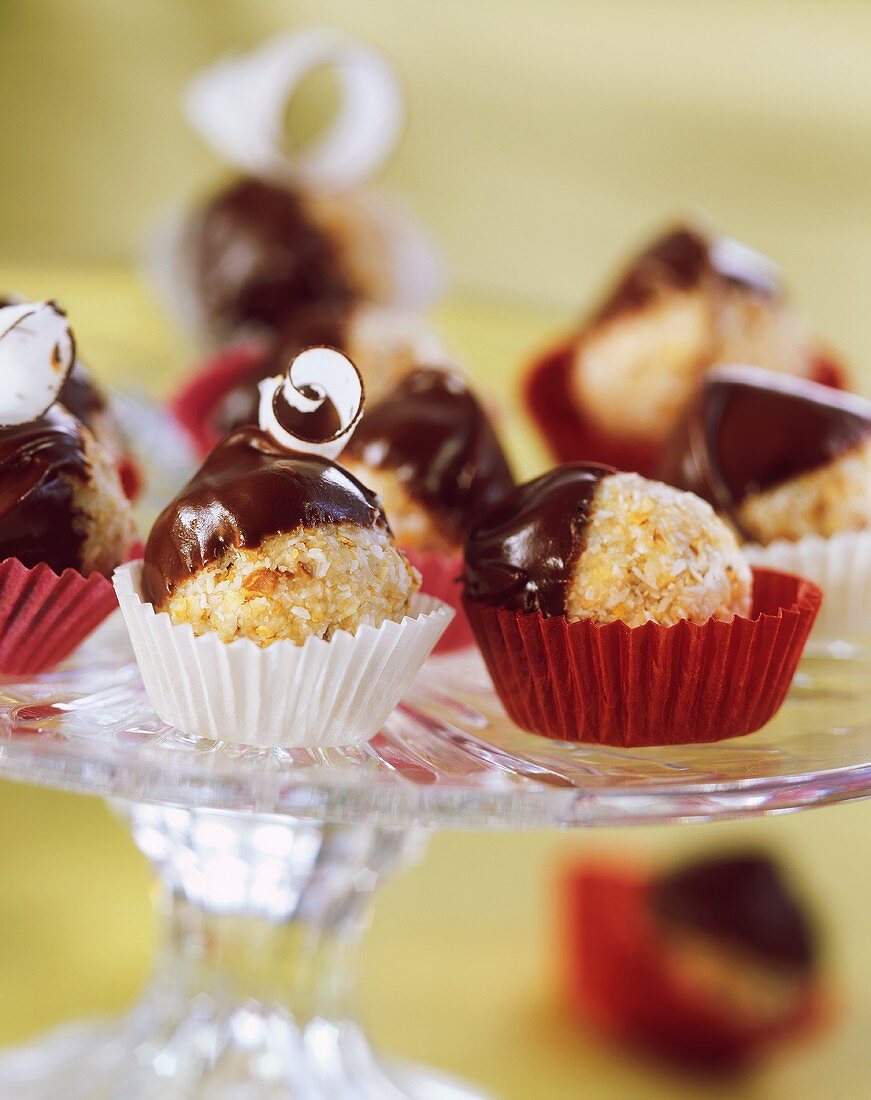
(0, 809, 492, 1099)
(0, 614, 869, 827)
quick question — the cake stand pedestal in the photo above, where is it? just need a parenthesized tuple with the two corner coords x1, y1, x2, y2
(0, 615, 870, 1096)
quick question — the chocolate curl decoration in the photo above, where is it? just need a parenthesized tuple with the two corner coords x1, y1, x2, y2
(184, 29, 404, 191)
(0, 301, 75, 426)
(258, 346, 365, 460)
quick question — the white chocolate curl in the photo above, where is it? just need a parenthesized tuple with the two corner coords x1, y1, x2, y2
(258, 347, 365, 461)
(0, 301, 75, 426)
(184, 28, 403, 191)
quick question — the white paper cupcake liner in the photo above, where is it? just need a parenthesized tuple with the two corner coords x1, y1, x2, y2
(742, 527, 871, 643)
(113, 562, 452, 748)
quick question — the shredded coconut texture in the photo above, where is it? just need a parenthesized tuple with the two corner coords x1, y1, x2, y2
(156, 524, 419, 647)
(566, 472, 752, 627)
(571, 282, 813, 443)
(739, 438, 871, 545)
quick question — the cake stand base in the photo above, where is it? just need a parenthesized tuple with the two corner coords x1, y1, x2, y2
(0, 807, 492, 1099)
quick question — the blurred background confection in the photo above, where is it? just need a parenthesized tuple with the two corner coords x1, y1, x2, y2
(2, 1, 871, 1096)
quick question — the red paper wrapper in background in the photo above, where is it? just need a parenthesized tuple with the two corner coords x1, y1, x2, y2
(463, 568, 821, 747)
(562, 863, 825, 1074)
(523, 339, 850, 474)
(0, 559, 118, 675)
(170, 340, 267, 457)
(405, 550, 472, 653)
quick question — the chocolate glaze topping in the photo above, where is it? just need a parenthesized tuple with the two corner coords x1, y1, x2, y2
(192, 177, 355, 336)
(59, 362, 107, 430)
(213, 303, 352, 437)
(142, 425, 387, 603)
(272, 382, 341, 443)
(592, 226, 780, 327)
(652, 853, 816, 973)
(345, 369, 516, 545)
(463, 463, 614, 616)
(657, 367, 871, 532)
(0, 405, 91, 573)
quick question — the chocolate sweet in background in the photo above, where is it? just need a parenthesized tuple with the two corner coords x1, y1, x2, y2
(657, 365, 871, 544)
(524, 223, 848, 475)
(652, 853, 816, 977)
(211, 302, 352, 437)
(190, 177, 355, 339)
(563, 850, 827, 1074)
(345, 368, 516, 552)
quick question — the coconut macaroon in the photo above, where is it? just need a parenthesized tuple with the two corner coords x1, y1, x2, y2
(657, 365, 871, 545)
(0, 301, 135, 577)
(651, 853, 819, 1030)
(188, 176, 432, 343)
(143, 349, 419, 648)
(343, 368, 515, 555)
(464, 464, 751, 628)
(568, 225, 819, 446)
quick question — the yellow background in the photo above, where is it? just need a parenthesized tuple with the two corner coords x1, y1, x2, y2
(3, 2, 871, 1097)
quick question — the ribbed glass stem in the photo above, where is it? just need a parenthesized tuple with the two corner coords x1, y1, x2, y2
(128, 806, 420, 1023)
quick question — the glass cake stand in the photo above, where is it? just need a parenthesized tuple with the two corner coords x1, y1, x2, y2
(0, 399, 869, 1098)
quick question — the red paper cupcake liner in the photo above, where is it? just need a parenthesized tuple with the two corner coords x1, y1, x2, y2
(563, 863, 825, 1073)
(463, 568, 821, 747)
(0, 559, 118, 675)
(405, 549, 472, 653)
(170, 339, 268, 457)
(523, 339, 850, 475)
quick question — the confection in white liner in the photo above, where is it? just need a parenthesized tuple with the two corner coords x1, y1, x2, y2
(185, 28, 403, 191)
(113, 563, 452, 747)
(0, 301, 75, 425)
(257, 346, 364, 460)
(743, 528, 871, 645)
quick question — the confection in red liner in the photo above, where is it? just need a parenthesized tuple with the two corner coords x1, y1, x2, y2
(170, 340, 268, 457)
(562, 861, 827, 1074)
(0, 559, 118, 675)
(523, 339, 850, 476)
(405, 549, 472, 653)
(463, 568, 821, 746)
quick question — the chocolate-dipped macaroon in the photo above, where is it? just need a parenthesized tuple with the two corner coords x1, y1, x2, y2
(144, 348, 418, 647)
(188, 177, 404, 340)
(658, 365, 871, 545)
(343, 369, 515, 556)
(648, 853, 821, 1036)
(653, 854, 816, 992)
(464, 464, 751, 627)
(552, 224, 825, 454)
(565, 852, 823, 1073)
(0, 302, 135, 577)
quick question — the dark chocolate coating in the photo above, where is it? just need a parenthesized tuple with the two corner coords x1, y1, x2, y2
(142, 425, 388, 603)
(345, 369, 515, 546)
(59, 362, 107, 430)
(273, 383, 341, 443)
(213, 303, 352, 437)
(0, 405, 90, 573)
(657, 368, 871, 532)
(652, 853, 816, 973)
(591, 226, 779, 327)
(463, 463, 614, 616)
(191, 177, 355, 336)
